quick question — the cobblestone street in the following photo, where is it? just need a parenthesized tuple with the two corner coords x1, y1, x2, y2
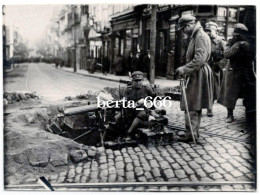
(3, 2, 258, 192)
(14, 99, 255, 192)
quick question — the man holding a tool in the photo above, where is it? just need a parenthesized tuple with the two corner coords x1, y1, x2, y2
(175, 15, 214, 143)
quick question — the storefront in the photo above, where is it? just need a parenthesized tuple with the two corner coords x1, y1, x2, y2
(110, 11, 140, 74)
(142, 5, 172, 77)
(88, 28, 102, 63)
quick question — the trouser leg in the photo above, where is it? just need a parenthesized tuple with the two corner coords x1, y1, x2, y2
(227, 108, 233, 116)
(127, 117, 145, 134)
(226, 108, 234, 123)
(185, 110, 202, 139)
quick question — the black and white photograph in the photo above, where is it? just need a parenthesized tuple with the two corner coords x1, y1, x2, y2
(2, 1, 257, 192)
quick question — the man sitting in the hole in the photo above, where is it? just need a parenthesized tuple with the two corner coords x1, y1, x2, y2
(103, 71, 160, 141)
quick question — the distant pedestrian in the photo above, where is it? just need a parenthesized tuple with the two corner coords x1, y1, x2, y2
(114, 54, 123, 75)
(175, 15, 214, 142)
(89, 58, 96, 74)
(204, 21, 228, 117)
(218, 23, 256, 125)
(143, 51, 151, 81)
(127, 52, 134, 77)
(102, 57, 109, 75)
(131, 52, 139, 72)
(137, 50, 146, 72)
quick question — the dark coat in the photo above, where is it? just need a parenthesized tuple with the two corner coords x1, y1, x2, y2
(143, 55, 150, 81)
(127, 55, 133, 73)
(114, 56, 123, 74)
(180, 22, 214, 111)
(131, 56, 139, 72)
(218, 38, 256, 110)
(208, 35, 228, 100)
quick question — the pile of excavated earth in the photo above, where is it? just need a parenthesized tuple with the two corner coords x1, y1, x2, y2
(3, 91, 39, 106)
(4, 91, 102, 185)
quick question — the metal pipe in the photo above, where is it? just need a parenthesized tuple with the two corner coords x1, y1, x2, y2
(73, 129, 92, 141)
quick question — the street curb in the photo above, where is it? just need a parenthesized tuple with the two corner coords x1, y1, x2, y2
(60, 68, 130, 84)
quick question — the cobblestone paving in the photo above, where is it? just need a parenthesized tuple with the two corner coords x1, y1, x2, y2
(22, 100, 256, 191)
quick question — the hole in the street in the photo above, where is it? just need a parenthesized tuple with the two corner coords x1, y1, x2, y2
(43, 88, 180, 150)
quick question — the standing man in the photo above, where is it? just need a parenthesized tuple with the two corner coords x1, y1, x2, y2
(143, 51, 151, 81)
(175, 15, 214, 142)
(204, 22, 228, 117)
(218, 23, 256, 124)
(114, 54, 123, 75)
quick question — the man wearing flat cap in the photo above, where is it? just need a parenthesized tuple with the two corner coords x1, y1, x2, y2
(175, 15, 214, 142)
(205, 21, 228, 117)
(218, 23, 256, 126)
(104, 71, 156, 141)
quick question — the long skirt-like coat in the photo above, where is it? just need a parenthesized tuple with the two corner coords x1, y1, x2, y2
(180, 22, 214, 111)
(217, 39, 256, 110)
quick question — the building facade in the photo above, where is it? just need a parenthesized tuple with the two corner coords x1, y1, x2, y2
(50, 4, 255, 79)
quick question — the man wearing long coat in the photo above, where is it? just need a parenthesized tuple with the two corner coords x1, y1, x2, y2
(204, 22, 228, 117)
(218, 23, 256, 124)
(176, 15, 214, 142)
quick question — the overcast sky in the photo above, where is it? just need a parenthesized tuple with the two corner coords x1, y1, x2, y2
(4, 5, 62, 49)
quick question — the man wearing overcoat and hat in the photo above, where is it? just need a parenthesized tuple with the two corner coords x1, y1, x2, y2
(204, 21, 228, 117)
(218, 23, 256, 125)
(175, 15, 214, 142)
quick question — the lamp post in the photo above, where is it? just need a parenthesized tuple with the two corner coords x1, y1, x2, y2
(72, 5, 77, 72)
(150, 5, 157, 86)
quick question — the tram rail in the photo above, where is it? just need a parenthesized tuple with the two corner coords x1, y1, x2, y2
(6, 181, 255, 191)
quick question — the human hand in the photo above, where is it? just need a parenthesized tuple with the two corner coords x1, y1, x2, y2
(175, 66, 185, 78)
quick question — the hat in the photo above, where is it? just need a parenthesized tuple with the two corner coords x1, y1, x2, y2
(205, 21, 218, 30)
(232, 23, 248, 35)
(178, 15, 196, 30)
(132, 71, 144, 81)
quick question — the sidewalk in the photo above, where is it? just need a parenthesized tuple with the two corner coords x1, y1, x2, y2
(60, 66, 179, 89)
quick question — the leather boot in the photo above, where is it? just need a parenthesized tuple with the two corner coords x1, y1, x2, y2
(207, 109, 213, 117)
(226, 109, 234, 123)
(177, 133, 193, 143)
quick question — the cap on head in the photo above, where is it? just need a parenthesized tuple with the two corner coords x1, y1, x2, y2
(132, 71, 144, 81)
(232, 23, 248, 35)
(205, 21, 218, 30)
(178, 15, 196, 30)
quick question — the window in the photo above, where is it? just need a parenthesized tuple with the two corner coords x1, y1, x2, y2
(198, 6, 212, 13)
(218, 7, 227, 17)
(182, 10, 193, 16)
(229, 8, 237, 18)
(196, 5, 214, 16)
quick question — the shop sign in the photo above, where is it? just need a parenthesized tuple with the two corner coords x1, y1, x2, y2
(113, 19, 137, 31)
(143, 5, 171, 15)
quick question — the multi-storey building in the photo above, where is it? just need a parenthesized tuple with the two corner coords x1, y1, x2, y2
(3, 5, 24, 69)
(51, 4, 255, 79)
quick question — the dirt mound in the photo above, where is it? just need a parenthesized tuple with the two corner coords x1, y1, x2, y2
(3, 91, 39, 106)
(4, 102, 86, 185)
